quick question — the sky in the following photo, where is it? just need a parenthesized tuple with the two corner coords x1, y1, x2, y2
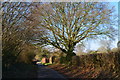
(84, 2, 119, 51)
(2, 0, 120, 2)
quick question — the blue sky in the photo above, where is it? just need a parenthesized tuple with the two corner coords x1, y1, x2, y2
(85, 2, 119, 51)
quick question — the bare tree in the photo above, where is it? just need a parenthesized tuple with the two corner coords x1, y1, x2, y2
(2, 2, 45, 67)
(28, 2, 117, 61)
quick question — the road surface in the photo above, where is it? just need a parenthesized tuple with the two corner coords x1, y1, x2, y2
(37, 64, 67, 80)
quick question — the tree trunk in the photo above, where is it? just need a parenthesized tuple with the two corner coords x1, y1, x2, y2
(65, 43, 76, 62)
(59, 43, 77, 63)
(65, 52, 76, 62)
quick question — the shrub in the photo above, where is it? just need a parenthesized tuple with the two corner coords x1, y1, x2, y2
(17, 51, 36, 64)
(60, 56, 66, 64)
(17, 44, 36, 64)
(78, 52, 120, 78)
(71, 56, 80, 66)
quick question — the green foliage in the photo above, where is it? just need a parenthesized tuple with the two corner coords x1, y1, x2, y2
(41, 63, 52, 66)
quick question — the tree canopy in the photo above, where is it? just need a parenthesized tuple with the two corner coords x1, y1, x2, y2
(2, 2, 45, 67)
(31, 2, 116, 56)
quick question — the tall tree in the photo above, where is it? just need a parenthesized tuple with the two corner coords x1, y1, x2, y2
(2, 2, 45, 67)
(30, 2, 117, 61)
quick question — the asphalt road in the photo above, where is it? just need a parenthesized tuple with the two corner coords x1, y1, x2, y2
(37, 64, 67, 80)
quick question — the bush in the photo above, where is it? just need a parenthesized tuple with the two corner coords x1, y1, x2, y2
(2, 45, 21, 68)
(57, 52, 120, 78)
(17, 51, 36, 64)
(78, 52, 120, 78)
(54, 57, 60, 63)
(17, 44, 36, 64)
(71, 56, 80, 66)
(60, 56, 66, 64)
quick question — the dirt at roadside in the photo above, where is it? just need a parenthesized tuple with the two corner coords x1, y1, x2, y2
(48, 63, 120, 79)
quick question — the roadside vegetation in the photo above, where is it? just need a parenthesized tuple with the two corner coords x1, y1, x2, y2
(48, 51, 120, 79)
(2, 2, 40, 79)
(3, 63, 38, 78)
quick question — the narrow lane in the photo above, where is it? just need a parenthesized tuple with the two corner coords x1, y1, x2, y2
(37, 64, 67, 80)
